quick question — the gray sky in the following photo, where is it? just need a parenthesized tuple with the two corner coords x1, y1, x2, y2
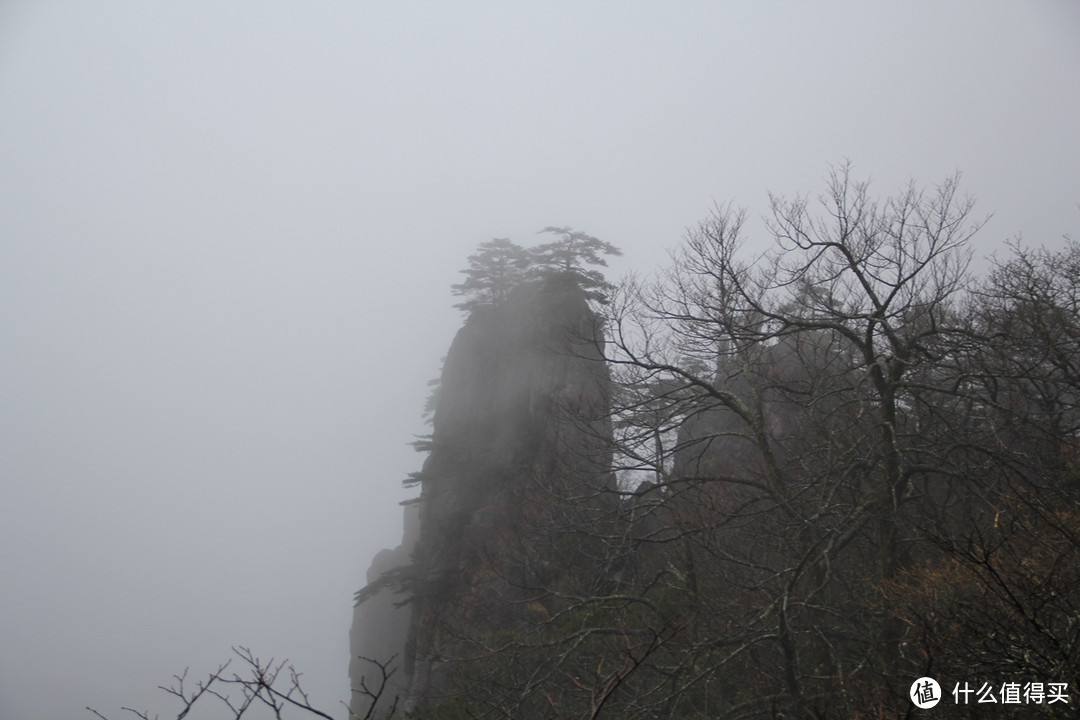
(1, 2, 1077, 718)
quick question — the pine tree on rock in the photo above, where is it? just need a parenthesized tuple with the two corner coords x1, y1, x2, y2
(531, 226, 623, 304)
(450, 238, 531, 312)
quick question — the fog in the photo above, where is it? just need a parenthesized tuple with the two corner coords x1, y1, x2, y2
(0, 2, 1077, 718)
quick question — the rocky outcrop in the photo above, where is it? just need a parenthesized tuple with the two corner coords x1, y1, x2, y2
(673, 331, 852, 483)
(347, 502, 418, 719)
(350, 272, 614, 714)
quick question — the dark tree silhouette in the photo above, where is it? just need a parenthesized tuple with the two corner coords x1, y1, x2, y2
(531, 226, 623, 304)
(87, 647, 398, 720)
(451, 237, 531, 312)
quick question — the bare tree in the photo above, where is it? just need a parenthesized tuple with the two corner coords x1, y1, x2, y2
(597, 164, 992, 716)
(882, 238, 1080, 717)
(87, 647, 398, 720)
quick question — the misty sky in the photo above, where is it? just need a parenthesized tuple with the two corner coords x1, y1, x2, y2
(1, 2, 1078, 718)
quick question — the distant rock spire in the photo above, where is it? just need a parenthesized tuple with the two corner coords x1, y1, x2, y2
(349, 272, 614, 714)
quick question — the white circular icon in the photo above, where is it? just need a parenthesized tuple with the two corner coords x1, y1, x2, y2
(910, 677, 941, 709)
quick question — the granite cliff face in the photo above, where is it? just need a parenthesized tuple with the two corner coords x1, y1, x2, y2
(350, 273, 613, 714)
